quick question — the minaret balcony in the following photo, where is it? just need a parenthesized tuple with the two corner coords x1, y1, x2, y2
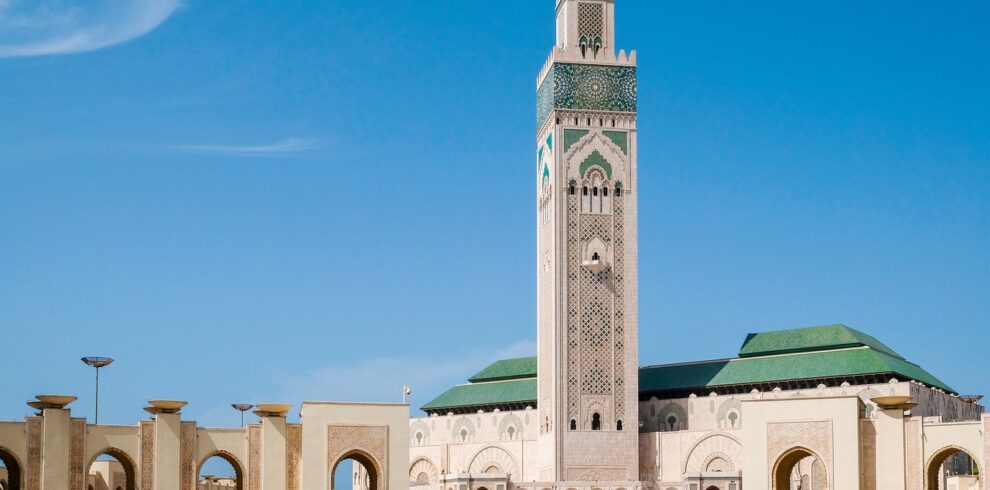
(582, 257, 609, 274)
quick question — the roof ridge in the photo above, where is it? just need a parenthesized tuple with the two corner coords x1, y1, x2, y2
(639, 357, 735, 369)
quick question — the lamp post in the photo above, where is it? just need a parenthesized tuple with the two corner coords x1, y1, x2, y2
(81, 357, 114, 424)
(231, 404, 254, 427)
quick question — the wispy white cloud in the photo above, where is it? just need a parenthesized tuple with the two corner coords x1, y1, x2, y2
(187, 340, 536, 427)
(0, 0, 180, 57)
(257, 340, 536, 421)
(168, 137, 327, 157)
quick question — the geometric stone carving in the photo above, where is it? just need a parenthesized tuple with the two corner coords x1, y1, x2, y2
(766, 421, 833, 479)
(140, 420, 156, 490)
(286, 425, 302, 490)
(683, 434, 742, 474)
(26, 417, 42, 490)
(248, 425, 261, 490)
(566, 467, 626, 481)
(328, 425, 389, 490)
(905, 418, 923, 490)
(468, 446, 517, 476)
(409, 457, 439, 485)
(70, 419, 86, 490)
(180, 422, 196, 490)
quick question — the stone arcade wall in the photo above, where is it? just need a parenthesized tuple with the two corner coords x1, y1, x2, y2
(0, 400, 408, 490)
(410, 385, 986, 490)
(638, 379, 982, 435)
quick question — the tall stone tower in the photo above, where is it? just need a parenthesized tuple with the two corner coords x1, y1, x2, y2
(535, 0, 639, 483)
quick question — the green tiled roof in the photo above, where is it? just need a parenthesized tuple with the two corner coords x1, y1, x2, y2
(422, 325, 958, 411)
(421, 378, 537, 411)
(738, 324, 903, 359)
(639, 347, 955, 394)
(469, 357, 538, 383)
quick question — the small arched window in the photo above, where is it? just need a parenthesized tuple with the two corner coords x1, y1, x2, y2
(603, 187, 608, 197)
(592, 187, 598, 197)
(591, 252, 600, 261)
(616, 420, 623, 431)
(569, 419, 577, 431)
(591, 413, 601, 431)
(569, 184, 576, 195)
(582, 186, 588, 196)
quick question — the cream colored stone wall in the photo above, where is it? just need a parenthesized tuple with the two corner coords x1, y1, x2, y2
(409, 409, 539, 483)
(300, 401, 409, 490)
(0, 399, 411, 490)
(639, 379, 982, 434)
(741, 395, 862, 489)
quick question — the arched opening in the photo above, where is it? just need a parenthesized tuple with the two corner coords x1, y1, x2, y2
(0, 447, 21, 490)
(705, 486, 719, 490)
(331, 451, 380, 490)
(591, 413, 601, 431)
(616, 420, 623, 431)
(569, 419, 576, 431)
(87, 449, 136, 490)
(772, 448, 827, 490)
(926, 447, 982, 490)
(198, 452, 243, 490)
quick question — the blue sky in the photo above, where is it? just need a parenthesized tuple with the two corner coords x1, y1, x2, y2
(1, 0, 988, 450)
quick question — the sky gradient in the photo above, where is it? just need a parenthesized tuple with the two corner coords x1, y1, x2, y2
(1, 0, 988, 450)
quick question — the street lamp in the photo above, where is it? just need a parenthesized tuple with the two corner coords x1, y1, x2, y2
(231, 404, 254, 427)
(81, 357, 114, 424)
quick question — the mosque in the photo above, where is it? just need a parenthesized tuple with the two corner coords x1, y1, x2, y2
(0, 1, 986, 490)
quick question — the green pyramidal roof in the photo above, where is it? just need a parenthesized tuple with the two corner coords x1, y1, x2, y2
(639, 347, 954, 394)
(420, 378, 537, 412)
(421, 325, 958, 413)
(738, 324, 903, 359)
(469, 357, 538, 383)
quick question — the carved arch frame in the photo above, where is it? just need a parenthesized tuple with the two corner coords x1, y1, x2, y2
(467, 446, 518, 477)
(682, 433, 742, 474)
(563, 131, 628, 184)
(408, 457, 439, 486)
(327, 425, 389, 490)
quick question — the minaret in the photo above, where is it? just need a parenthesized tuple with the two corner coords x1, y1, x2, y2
(535, 0, 639, 483)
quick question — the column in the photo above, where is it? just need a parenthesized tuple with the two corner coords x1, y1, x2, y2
(149, 400, 188, 490)
(257, 404, 291, 490)
(874, 399, 908, 489)
(40, 406, 70, 490)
